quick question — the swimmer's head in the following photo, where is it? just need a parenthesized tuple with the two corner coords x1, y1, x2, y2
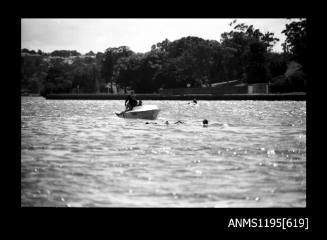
(165, 121, 169, 125)
(203, 119, 208, 127)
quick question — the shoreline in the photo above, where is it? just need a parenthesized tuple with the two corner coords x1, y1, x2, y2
(43, 93, 306, 101)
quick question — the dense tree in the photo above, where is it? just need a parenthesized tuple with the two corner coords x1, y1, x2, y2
(282, 19, 307, 71)
(37, 49, 44, 55)
(21, 48, 30, 54)
(153, 60, 179, 89)
(101, 46, 134, 93)
(70, 57, 97, 93)
(243, 40, 269, 84)
(266, 52, 288, 78)
(39, 55, 99, 95)
(85, 51, 95, 56)
(269, 19, 307, 93)
(21, 55, 48, 93)
(50, 50, 81, 57)
(220, 20, 279, 83)
(42, 59, 73, 94)
(114, 51, 164, 93)
(22, 19, 306, 95)
(152, 37, 222, 88)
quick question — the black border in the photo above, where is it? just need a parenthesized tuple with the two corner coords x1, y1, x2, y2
(11, 2, 320, 234)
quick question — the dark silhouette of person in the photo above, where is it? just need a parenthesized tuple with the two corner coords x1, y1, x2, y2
(188, 98, 197, 105)
(125, 94, 138, 111)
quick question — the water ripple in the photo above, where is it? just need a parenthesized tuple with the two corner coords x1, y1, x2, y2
(21, 97, 306, 207)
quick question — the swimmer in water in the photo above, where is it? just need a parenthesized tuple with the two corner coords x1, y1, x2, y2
(147, 120, 183, 125)
(203, 119, 208, 127)
(145, 122, 157, 125)
(174, 120, 184, 124)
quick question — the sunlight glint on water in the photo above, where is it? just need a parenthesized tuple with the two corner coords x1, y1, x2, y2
(21, 97, 306, 207)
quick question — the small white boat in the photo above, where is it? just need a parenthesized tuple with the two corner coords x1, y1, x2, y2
(115, 105, 160, 120)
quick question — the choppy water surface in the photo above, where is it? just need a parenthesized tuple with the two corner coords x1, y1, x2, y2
(21, 97, 306, 207)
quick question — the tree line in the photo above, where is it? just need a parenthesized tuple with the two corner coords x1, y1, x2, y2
(21, 19, 307, 96)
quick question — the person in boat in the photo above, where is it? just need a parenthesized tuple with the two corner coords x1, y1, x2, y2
(188, 98, 197, 105)
(124, 94, 138, 112)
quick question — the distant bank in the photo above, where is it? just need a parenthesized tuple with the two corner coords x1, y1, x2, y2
(44, 93, 306, 101)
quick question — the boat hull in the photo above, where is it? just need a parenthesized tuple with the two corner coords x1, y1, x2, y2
(115, 105, 160, 120)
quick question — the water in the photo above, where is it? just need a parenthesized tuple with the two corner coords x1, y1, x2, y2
(21, 97, 306, 207)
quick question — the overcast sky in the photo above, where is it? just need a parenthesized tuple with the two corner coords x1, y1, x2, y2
(21, 18, 300, 54)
